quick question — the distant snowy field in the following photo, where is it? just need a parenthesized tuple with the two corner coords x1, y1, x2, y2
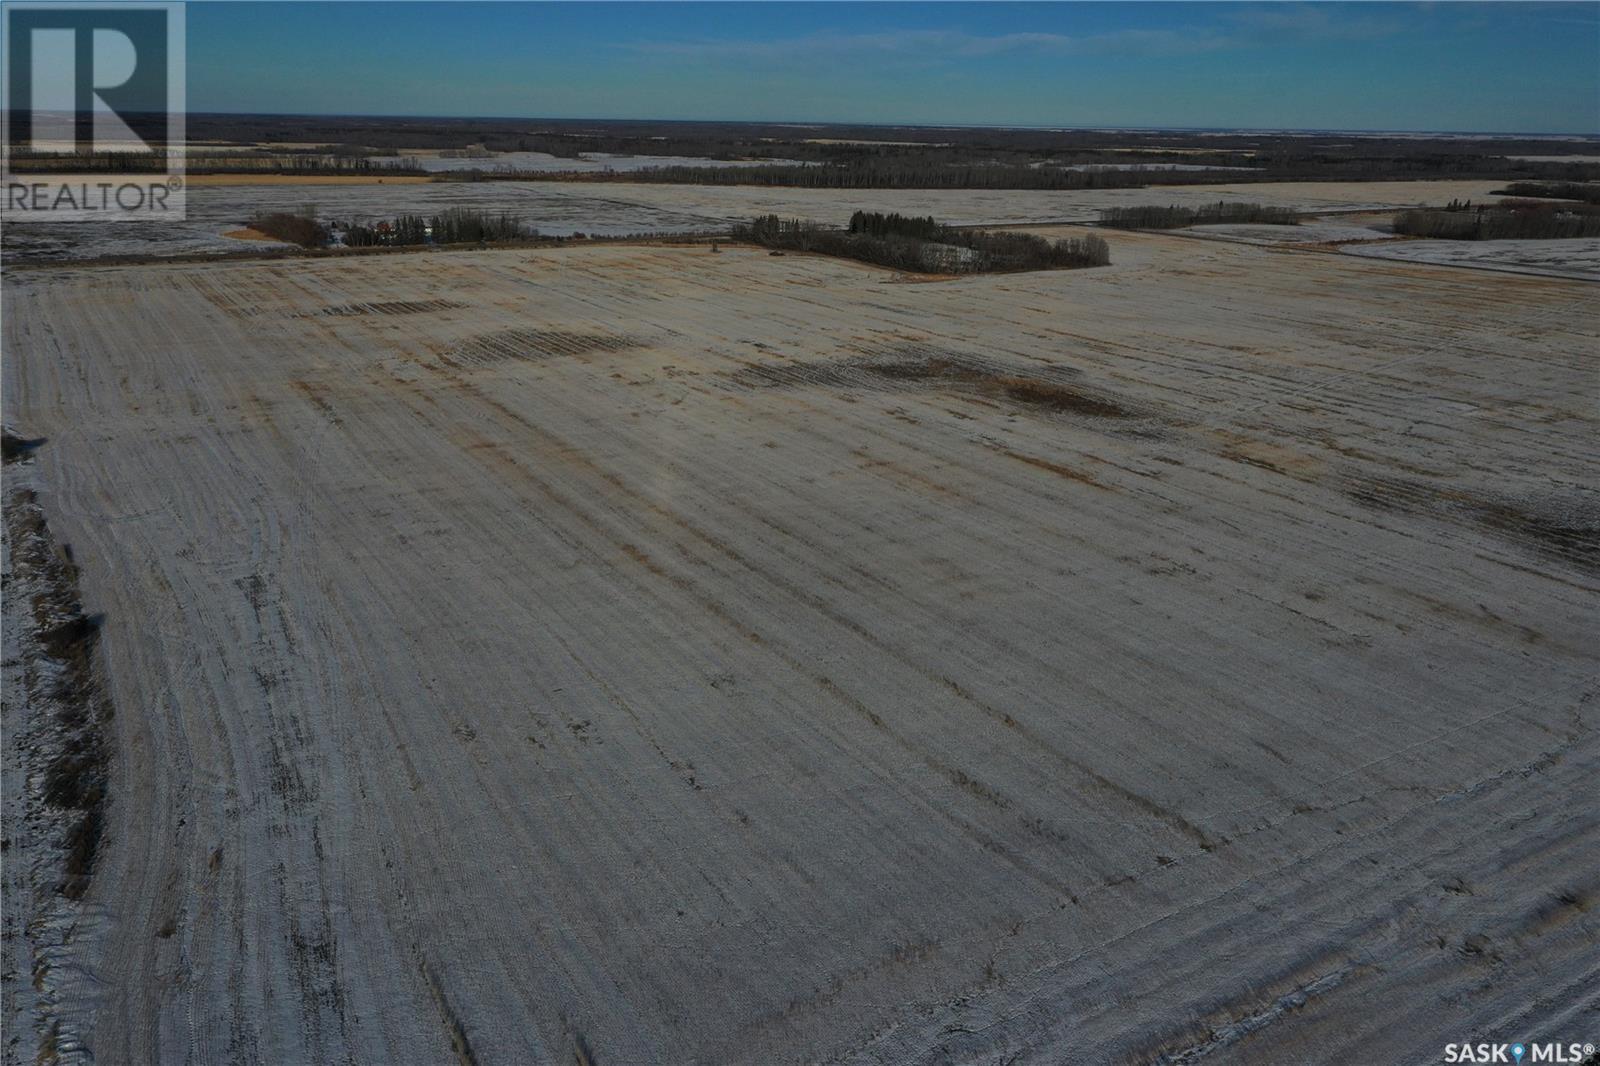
(369, 151, 808, 173)
(4, 179, 1518, 263)
(1185, 221, 1389, 244)
(1344, 237, 1600, 280)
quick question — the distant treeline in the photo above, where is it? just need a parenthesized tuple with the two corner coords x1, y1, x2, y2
(18, 115, 1600, 188)
(183, 112, 1596, 154)
(250, 211, 328, 248)
(343, 208, 528, 246)
(1492, 181, 1600, 205)
(6, 151, 424, 175)
(1098, 202, 1301, 229)
(476, 162, 1260, 190)
(1241, 152, 1597, 182)
(249, 207, 529, 248)
(343, 215, 427, 246)
(483, 154, 1600, 190)
(1392, 200, 1600, 240)
(188, 154, 424, 175)
(183, 114, 1600, 184)
(733, 213, 1110, 273)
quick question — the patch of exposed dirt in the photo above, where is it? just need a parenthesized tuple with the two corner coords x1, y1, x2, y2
(1218, 438, 1328, 480)
(308, 299, 465, 318)
(729, 342, 1135, 419)
(1343, 474, 1599, 574)
(1470, 497, 1600, 571)
(222, 227, 289, 243)
(444, 328, 644, 368)
(999, 448, 1111, 489)
(885, 272, 962, 284)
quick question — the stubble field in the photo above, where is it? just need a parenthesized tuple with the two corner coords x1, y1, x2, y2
(3, 226, 1596, 1065)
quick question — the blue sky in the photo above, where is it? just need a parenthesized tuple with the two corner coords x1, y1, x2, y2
(188, 2, 1600, 133)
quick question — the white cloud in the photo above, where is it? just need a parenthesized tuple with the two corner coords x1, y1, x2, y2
(1222, 4, 1408, 42)
(625, 4, 1426, 67)
(629, 27, 1237, 64)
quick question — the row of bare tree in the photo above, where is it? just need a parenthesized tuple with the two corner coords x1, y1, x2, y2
(733, 214, 1110, 273)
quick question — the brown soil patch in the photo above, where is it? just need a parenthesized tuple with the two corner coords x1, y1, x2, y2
(731, 345, 1136, 420)
(223, 227, 288, 243)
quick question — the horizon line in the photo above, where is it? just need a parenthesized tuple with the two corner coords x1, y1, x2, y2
(182, 110, 1600, 139)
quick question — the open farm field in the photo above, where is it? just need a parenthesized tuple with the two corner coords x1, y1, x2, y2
(365, 151, 811, 173)
(502, 177, 1512, 229)
(2, 179, 1511, 263)
(4, 229, 1595, 1064)
(1342, 237, 1600, 281)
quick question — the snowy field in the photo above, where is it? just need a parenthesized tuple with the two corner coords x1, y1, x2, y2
(5, 227, 1595, 1065)
(1148, 217, 1600, 281)
(1, 179, 1511, 263)
(367, 150, 811, 173)
(1184, 220, 1390, 244)
(1035, 162, 1257, 172)
(1344, 237, 1600, 281)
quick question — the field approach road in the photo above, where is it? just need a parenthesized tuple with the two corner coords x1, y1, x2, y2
(2, 228, 1596, 1065)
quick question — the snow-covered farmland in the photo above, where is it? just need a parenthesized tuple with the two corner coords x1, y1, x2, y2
(4, 227, 1595, 1064)
(3, 178, 1512, 262)
(1343, 237, 1600, 280)
(367, 150, 812, 173)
